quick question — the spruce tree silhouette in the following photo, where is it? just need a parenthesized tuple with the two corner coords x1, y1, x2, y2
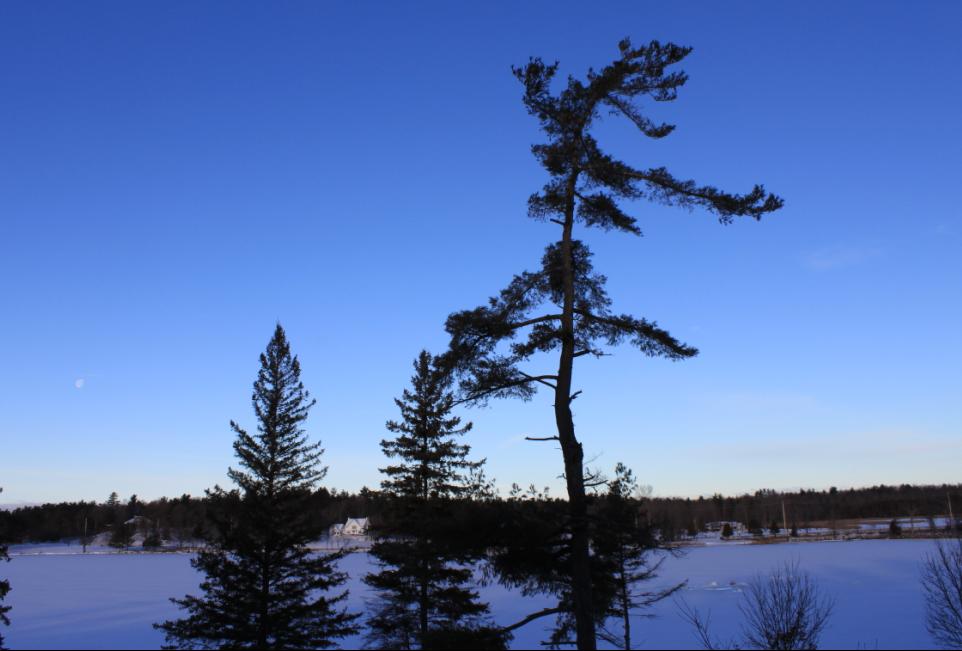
(364, 351, 507, 649)
(156, 325, 358, 649)
(442, 39, 783, 649)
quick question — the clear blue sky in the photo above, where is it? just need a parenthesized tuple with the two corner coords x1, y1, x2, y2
(2, 1, 960, 504)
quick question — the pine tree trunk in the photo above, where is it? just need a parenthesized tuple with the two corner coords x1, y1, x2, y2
(260, 554, 270, 648)
(419, 555, 429, 647)
(621, 559, 631, 650)
(557, 171, 596, 650)
(419, 451, 430, 646)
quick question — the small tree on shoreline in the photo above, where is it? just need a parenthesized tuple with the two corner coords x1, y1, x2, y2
(921, 537, 962, 649)
(596, 464, 685, 650)
(681, 561, 833, 650)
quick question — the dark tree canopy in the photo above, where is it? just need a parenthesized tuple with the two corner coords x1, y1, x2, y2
(444, 239, 698, 405)
(442, 38, 783, 650)
(108, 517, 134, 550)
(518, 39, 781, 233)
(156, 325, 358, 649)
(487, 466, 682, 650)
(365, 540, 504, 650)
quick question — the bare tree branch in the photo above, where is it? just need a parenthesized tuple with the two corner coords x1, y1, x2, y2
(520, 371, 558, 390)
(508, 314, 564, 330)
(500, 607, 565, 634)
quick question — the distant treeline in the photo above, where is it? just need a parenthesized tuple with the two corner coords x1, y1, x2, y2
(2, 483, 959, 545)
(647, 483, 962, 537)
(0, 488, 373, 545)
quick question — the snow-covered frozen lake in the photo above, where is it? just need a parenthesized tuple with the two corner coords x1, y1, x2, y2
(1, 539, 939, 649)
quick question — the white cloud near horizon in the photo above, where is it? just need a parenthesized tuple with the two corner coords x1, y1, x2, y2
(803, 244, 883, 271)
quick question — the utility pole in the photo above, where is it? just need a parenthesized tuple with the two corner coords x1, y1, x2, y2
(782, 500, 789, 538)
(949, 492, 956, 532)
(82, 516, 88, 554)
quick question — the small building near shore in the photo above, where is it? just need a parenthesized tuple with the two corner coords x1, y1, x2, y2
(331, 517, 369, 536)
(705, 521, 746, 535)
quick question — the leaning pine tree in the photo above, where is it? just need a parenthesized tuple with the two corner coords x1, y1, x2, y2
(364, 350, 507, 650)
(442, 39, 783, 649)
(156, 325, 358, 649)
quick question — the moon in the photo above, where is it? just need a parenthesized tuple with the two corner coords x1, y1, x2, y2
(74, 378, 85, 389)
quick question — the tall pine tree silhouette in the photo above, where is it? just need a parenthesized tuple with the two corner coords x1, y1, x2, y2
(364, 351, 507, 649)
(442, 39, 782, 649)
(156, 325, 358, 649)
(0, 488, 10, 651)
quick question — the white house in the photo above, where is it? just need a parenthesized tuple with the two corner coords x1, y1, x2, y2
(123, 515, 152, 531)
(705, 521, 747, 535)
(341, 517, 369, 536)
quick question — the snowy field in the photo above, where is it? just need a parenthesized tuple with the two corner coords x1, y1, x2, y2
(2, 539, 939, 649)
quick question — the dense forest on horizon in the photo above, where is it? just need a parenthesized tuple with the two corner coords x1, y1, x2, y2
(3, 482, 960, 546)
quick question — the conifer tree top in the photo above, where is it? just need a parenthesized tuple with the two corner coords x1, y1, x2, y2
(517, 38, 783, 236)
(379, 350, 482, 501)
(228, 324, 325, 497)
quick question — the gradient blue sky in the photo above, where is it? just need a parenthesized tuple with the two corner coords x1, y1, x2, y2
(2, 2, 960, 504)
